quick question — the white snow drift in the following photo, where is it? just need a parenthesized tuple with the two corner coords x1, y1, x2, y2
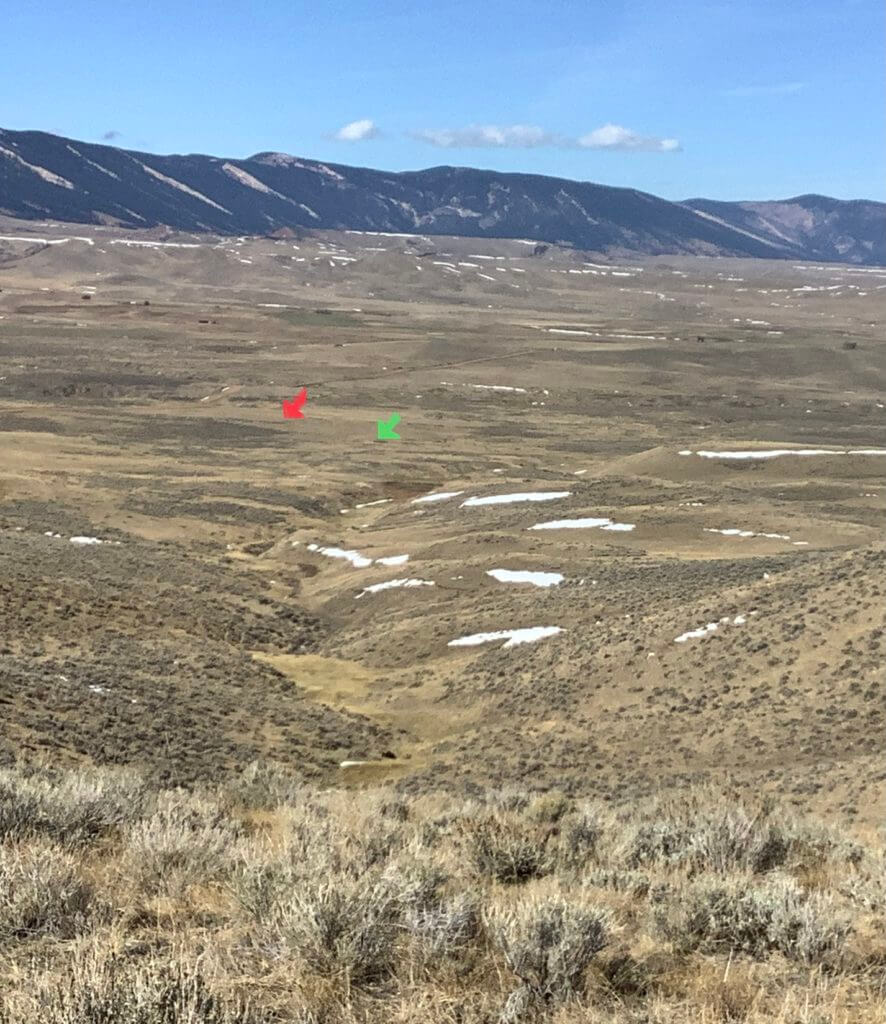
(461, 491, 570, 507)
(486, 569, 563, 587)
(680, 448, 886, 460)
(448, 627, 564, 649)
(411, 491, 464, 504)
(529, 517, 635, 532)
(375, 554, 410, 566)
(675, 614, 748, 644)
(704, 527, 792, 541)
(356, 578, 434, 598)
(306, 543, 409, 568)
(306, 543, 372, 568)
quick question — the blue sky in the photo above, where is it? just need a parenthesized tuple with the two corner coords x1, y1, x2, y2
(3, 0, 883, 200)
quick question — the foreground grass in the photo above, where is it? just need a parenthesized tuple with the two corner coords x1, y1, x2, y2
(0, 764, 883, 1022)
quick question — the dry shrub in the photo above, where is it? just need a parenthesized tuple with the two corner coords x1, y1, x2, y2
(621, 794, 860, 880)
(789, 820, 865, 870)
(485, 788, 532, 814)
(0, 767, 882, 1022)
(462, 816, 553, 885)
(229, 813, 412, 988)
(382, 858, 448, 910)
(654, 873, 851, 965)
(387, 859, 481, 964)
(122, 793, 243, 895)
(526, 792, 572, 825)
(589, 949, 653, 1003)
(488, 896, 610, 1011)
(263, 875, 403, 988)
(271, 794, 410, 878)
(0, 843, 99, 942)
(404, 891, 481, 964)
(623, 803, 787, 874)
(0, 949, 267, 1023)
(230, 847, 301, 926)
(838, 865, 886, 913)
(683, 808, 790, 875)
(218, 760, 305, 811)
(673, 955, 765, 1022)
(240, 852, 472, 990)
(557, 803, 607, 871)
(585, 868, 654, 899)
(230, 808, 410, 931)
(0, 766, 149, 846)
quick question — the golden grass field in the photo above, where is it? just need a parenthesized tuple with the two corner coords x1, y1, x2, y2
(1, 220, 884, 1019)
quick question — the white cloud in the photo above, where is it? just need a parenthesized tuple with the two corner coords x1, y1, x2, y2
(416, 122, 680, 153)
(722, 82, 806, 97)
(335, 119, 379, 142)
(415, 124, 561, 148)
(578, 123, 680, 152)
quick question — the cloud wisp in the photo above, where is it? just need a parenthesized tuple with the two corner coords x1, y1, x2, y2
(414, 122, 680, 153)
(416, 124, 559, 149)
(334, 118, 379, 141)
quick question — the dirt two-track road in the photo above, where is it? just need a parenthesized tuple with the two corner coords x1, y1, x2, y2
(1, 222, 884, 826)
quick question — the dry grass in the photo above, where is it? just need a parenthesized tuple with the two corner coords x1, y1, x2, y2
(0, 765, 884, 1022)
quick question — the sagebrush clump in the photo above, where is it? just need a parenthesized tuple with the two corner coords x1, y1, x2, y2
(655, 873, 852, 964)
(0, 842, 99, 942)
(0, 766, 882, 1023)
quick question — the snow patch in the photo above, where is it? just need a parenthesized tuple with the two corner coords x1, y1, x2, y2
(0, 145, 74, 188)
(681, 448, 886, 460)
(461, 492, 570, 507)
(411, 491, 463, 505)
(356, 578, 434, 598)
(306, 543, 372, 568)
(529, 517, 635, 532)
(0, 235, 94, 246)
(704, 528, 792, 541)
(487, 569, 564, 587)
(448, 627, 564, 649)
(375, 554, 410, 566)
(66, 144, 120, 179)
(675, 614, 748, 644)
(222, 162, 289, 198)
(110, 239, 200, 249)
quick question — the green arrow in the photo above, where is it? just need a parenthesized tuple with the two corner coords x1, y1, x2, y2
(377, 412, 401, 440)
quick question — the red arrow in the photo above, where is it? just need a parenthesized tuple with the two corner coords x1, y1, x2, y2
(282, 387, 307, 419)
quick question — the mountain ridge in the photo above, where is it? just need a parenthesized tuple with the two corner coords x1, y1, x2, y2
(1, 127, 883, 264)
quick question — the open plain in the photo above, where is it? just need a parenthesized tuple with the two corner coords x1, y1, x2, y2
(1, 220, 884, 825)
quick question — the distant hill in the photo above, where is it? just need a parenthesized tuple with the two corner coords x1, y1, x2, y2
(1, 127, 883, 264)
(683, 195, 886, 266)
